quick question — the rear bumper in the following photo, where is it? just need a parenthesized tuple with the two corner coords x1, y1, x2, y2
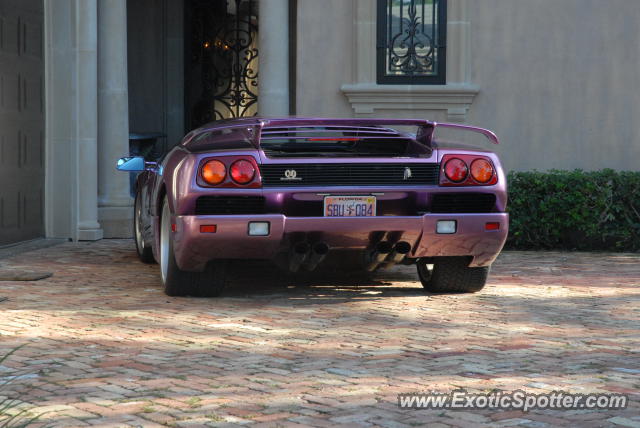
(172, 213, 509, 271)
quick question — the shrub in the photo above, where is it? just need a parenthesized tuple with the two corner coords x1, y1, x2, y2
(506, 169, 640, 251)
(0, 346, 44, 428)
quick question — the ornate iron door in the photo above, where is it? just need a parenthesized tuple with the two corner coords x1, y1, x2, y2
(186, 0, 258, 128)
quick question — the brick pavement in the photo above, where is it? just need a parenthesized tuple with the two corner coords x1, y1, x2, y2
(0, 240, 638, 427)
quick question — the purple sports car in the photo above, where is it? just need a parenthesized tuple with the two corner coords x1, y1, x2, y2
(117, 118, 508, 297)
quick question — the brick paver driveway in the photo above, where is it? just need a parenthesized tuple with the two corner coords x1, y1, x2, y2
(0, 240, 638, 427)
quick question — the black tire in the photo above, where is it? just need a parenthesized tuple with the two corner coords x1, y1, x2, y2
(417, 257, 489, 293)
(159, 198, 227, 297)
(134, 191, 155, 264)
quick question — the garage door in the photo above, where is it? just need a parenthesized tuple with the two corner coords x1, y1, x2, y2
(0, 0, 44, 246)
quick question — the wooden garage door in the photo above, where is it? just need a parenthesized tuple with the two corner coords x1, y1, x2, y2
(0, 0, 44, 246)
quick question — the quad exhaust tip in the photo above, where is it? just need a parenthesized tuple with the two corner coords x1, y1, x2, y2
(365, 241, 393, 272)
(304, 242, 330, 272)
(289, 241, 330, 273)
(289, 239, 411, 273)
(366, 241, 412, 271)
(289, 242, 311, 273)
(382, 241, 411, 269)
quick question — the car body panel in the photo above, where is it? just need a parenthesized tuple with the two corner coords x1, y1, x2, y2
(130, 117, 509, 272)
(172, 213, 508, 271)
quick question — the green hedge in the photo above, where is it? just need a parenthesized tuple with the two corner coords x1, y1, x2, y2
(506, 169, 640, 251)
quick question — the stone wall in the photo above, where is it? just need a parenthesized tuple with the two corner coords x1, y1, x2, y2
(297, 0, 640, 172)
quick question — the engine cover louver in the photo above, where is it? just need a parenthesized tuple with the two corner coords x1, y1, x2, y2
(195, 196, 266, 215)
(430, 193, 496, 213)
(260, 163, 440, 187)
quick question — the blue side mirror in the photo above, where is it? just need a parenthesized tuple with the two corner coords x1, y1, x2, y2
(116, 156, 146, 172)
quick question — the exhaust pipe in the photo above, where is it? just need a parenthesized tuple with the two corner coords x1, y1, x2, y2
(381, 241, 412, 269)
(304, 242, 330, 271)
(365, 241, 393, 272)
(289, 242, 311, 273)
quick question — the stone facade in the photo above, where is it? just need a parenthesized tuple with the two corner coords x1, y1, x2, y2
(44, 0, 131, 241)
(35, 0, 640, 243)
(299, 0, 640, 172)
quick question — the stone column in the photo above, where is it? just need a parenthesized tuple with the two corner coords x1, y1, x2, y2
(76, 0, 103, 241)
(258, 0, 290, 116)
(98, 0, 133, 237)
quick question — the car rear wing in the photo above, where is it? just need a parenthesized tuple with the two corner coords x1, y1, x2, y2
(432, 122, 500, 145)
(184, 118, 500, 151)
(257, 118, 499, 147)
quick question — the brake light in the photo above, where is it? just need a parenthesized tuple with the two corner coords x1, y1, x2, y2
(200, 225, 217, 233)
(471, 159, 494, 183)
(230, 160, 256, 184)
(198, 156, 261, 188)
(307, 138, 361, 142)
(444, 158, 468, 183)
(440, 154, 498, 186)
(201, 160, 226, 185)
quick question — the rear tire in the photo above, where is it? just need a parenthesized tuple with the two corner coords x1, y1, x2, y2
(417, 257, 489, 293)
(160, 198, 227, 297)
(134, 191, 155, 264)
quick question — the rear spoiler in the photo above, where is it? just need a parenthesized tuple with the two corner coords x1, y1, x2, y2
(257, 118, 499, 147)
(432, 122, 500, 145)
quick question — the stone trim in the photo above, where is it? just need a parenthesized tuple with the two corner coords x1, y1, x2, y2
(341, 83, 479, 121)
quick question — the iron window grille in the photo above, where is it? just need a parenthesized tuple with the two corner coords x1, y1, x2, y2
(376, 0, 447, 85)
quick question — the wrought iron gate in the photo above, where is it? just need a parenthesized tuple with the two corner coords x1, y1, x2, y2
(186, 0, 258, 128)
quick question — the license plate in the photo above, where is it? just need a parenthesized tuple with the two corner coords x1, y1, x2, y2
(323, 196, 376, 217)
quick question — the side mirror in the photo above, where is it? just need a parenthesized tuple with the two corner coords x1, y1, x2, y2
(116, 156, 146, 172)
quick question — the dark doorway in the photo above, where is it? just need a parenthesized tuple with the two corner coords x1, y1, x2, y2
(127, 0, 184, 155)
(0, 0, 44, 246)
(185, 0, 259, 130)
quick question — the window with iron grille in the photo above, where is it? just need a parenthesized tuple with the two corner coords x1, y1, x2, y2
(376, 0, 447, 84)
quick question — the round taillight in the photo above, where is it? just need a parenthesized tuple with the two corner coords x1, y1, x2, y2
(470, 159, 494, 183)
(201, 160, 226, 185)
(444, 158, 469, 183)
(230, 160, 255, 184)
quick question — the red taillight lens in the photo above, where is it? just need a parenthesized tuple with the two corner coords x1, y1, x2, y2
(471, 159, 494, 183)
(485, 222, 500, 231)
(201, 160, 226, 185)
(444, 158, 469, 183)
(230, 160, 255, 184)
